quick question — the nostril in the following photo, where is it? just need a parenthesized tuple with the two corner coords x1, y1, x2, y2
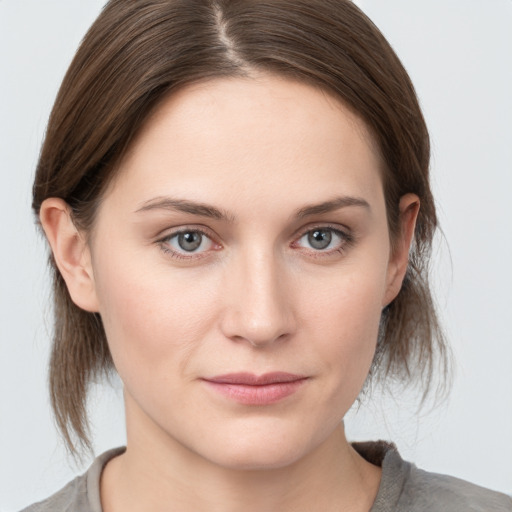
(221, 309, 295, 348)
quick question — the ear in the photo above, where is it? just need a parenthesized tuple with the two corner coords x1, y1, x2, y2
(39, 198, 99, 312)
(383, 193, 420, 306)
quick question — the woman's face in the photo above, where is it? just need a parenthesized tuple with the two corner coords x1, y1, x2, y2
(87, 75, 406, 469)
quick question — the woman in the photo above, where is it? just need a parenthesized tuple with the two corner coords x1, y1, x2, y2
(19, 0, 511, 510)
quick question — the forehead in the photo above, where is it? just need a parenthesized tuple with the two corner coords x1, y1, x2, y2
(105, 74, 384, 215)
(137, 74, 379, 163)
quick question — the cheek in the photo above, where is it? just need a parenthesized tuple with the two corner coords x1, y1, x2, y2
(302, 261, 388, 383)
(327, 291, 381, 367)
(92, 250, 220, 383)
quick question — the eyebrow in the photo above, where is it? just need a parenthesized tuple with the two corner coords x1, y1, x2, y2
(295, 196, 370, 218)
(135, 197, 234, 221)
(135, 195, 370, 221)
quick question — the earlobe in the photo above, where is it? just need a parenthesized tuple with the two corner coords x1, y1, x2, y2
(39, 198, 99, 313)
(383, 193, 420, 306)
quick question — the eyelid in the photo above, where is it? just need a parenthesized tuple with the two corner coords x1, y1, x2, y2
(156, 225, 222, 260)
(155, 222, 354, 261)
(290, 223, 354, 253)
(154, 222, 216, 239)
(292, 222, 352, 240)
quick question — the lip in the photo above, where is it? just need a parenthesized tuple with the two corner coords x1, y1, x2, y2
(202, 372, 308, 405)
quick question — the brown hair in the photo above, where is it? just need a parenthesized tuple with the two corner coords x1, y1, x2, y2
(33, 0, 448, 456)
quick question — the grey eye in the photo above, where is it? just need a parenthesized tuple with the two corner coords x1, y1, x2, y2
(177, 231, 203, 252)
(296, 227, 348, 253)
(307, 229, 332, 250)
(162, 229, 216, 258)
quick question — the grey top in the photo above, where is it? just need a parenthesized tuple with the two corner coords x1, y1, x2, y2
(21, 442, 512, 512)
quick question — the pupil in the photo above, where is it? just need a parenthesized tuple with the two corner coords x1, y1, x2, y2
(308, 229, 332, 250)
(178, 232, 202, 251)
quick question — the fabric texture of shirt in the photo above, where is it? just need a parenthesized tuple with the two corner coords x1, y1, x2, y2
(20, 442, 512, 512)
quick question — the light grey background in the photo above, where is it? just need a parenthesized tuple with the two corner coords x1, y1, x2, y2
(1, 1, 511, 509)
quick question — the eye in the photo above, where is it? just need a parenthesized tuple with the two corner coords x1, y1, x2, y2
(175, 231, 204, 252)
(306, 229, 334, 250)
(160, 229, 218, 258)
(295, 227, 351, 253)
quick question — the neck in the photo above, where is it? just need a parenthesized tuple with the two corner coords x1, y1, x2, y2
(101, 400, 381, 512)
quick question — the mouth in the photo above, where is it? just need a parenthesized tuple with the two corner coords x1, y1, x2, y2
(201, 372, 308, 405)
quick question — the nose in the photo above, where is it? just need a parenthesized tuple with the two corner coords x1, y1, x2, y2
(219, 249, 296, 348)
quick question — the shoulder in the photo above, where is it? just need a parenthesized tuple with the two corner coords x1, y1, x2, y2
(19, 475, 87, 512)
(402, 464, 512, 512)
(354, 441, 512, 512)
(19, 447, 125, 512)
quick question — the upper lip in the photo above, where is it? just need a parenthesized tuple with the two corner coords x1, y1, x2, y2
(203, 372, 306, 385)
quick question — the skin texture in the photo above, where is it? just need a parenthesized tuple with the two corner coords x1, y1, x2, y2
(41, 75, 419, 512)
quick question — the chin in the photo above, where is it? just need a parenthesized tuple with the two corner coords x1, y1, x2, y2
(209, 444, 306, 472)
(191, 422, 323, 472)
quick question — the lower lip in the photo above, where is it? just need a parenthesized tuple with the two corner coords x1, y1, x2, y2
(203, 379, 307, 405)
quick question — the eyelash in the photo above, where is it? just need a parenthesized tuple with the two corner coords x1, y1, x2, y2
(292, 224, 354, 257)
(158, 227, 220, 260)
(157, 224, 354, 261)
